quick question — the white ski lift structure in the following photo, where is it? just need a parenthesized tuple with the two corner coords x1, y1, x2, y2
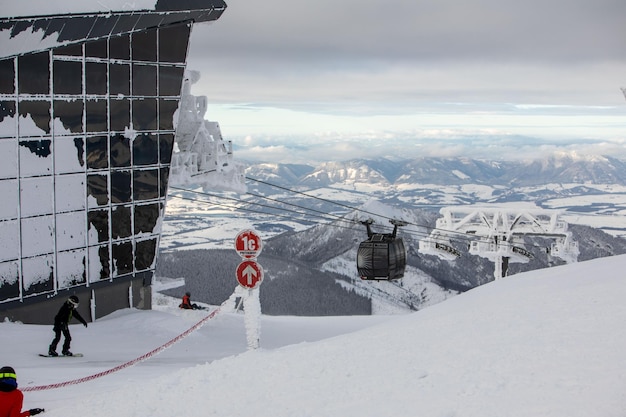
(419, 207, 579, 280)
(621, 87, 626, 101)
(169, 70, 246, 193)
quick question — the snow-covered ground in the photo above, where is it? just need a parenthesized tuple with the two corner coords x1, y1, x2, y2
(2, 254, 626, 417)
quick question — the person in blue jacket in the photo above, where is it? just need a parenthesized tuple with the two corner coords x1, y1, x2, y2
(48, 295, 88, 357)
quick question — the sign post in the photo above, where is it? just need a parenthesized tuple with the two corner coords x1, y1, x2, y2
(234, 230, 263, 349)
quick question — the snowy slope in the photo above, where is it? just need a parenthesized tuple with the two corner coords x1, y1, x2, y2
(2, 255, 626, 417)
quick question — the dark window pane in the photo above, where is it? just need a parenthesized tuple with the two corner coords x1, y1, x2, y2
(133, 169, 158, 201)
(159, 134, 174, 164)
(110, 134, 131, 167)
(112, 241, 133, 276)
(159, 99, 178, 130)
(18, 52, 50, 94)
(135, 238, 157, 271)
(110, 63, 130, 96)
(58, 16, 96, 42)
(86, 62, 107, 95)
(132, 64, 157, 96)
(20, 139, 51, 157)
(88, 209, 109, 242)
(134, 203, 160, 234)
(18, 100, 51, 134)
(86, 99, 107, 132)
(109, 34, 130, 60)
(93, 245, 110, 280)
(87, 174, 109, 206)
(111, 205, 131, 238)
(110, 170, 131, 203)
(132, 99, 157, 131)
(159, 166, 170, 197)
(86, 136, 108, 169)
(159, 23, 191, 63)
(132, 29, 157, 62)
(0, 262, 19, 300)
(110, 98, 130, 132)
(158, 66, 184, 96)
(85, 39, 108, 58)
(53, 100, 83, 134)
(53, 44, 82, 57)
(112, 15, 139, 36)
(53, 60, 82, 95)
(0, 59, 15, 94)
(0, 101, 16, 125)
(89, 15, 118, 38)
(133, 133, 158, 166)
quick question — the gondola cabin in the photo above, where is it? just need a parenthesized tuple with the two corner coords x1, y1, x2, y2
(356, 219, 407, 280)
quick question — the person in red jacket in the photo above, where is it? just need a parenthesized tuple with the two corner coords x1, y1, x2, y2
(179, 292, 204, 310)
(0, 366, 44, 417)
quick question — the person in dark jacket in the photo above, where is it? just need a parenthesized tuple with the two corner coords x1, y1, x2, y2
(48, 295, 88, 357)
(179, 292, 204, 310)
(0, 366, 44, 417)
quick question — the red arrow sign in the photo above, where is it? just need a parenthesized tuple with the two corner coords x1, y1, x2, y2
(234, 229, 263, 259)
(236, 260, 264, 289)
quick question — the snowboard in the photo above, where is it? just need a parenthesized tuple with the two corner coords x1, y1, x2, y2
(39, 353, 83, 358)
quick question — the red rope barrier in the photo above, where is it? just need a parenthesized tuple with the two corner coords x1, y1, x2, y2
(23, 307, 222, 392)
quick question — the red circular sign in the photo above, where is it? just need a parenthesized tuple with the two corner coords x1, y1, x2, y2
(236, 260, 264, 289)
(234, 229, 263, 259)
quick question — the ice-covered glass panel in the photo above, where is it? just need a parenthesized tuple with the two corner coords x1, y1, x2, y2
(18, 52, 50, 95)
(53, 44, 83, 57)
(158, 66, 185, 96)
(88, 244, 110, 282)
(86, 135, 109, 170)
(132, 64, 157, 96)
(0, 59, 15, 94)
(133, 169, 158, 201)
(54, 136, 85, 174)
(21, 215, 54, 257)
(86, 62, 108, 95)
(88, 209, 109, 244)
(56, 211, 87, 251)
(53, 99, 83, 134)
(109, 98, 130, 131)
(56, 249, 86, 288)
(111, 205, 131, 239)
(159, 99, 179, 130)
(132, 98, 157, 131)
(0, 139, 18, 179)
(135, 238, 157, 271)
(0, 220, 19, 262)
(20, 176, 54, 217)
(21, 254, 54, 295)
(110, 134, 131, 167)
(55, 174, 85, 212)
(0, 179, 18, 220)
(0, 261, 19, 300)
(110, 170, 131, 203)
(87, 173, 109, 207)
(0, 101, 16, 139)
(19, 101, 51, 136)
(86, 99, 107, 132)
(112, 240, 133, 276)
(133, 133, 158, 166)
(134, 203, 160, 234)
(159, 23, 191, 63)
(132, 29, 157, 62)
(110, 63, 130, 96)
(19, 139, 53, 177)
(53, 60, 82, 95)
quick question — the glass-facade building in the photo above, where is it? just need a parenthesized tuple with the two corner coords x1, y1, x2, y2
(0, 0, 227, 323)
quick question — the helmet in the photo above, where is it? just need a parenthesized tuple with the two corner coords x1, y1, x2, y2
(185, 292, 191, 297)
(68, 295, 79, 307)
(0, 366, 17, 389)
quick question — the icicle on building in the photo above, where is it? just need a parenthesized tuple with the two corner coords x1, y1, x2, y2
(0, 0, 228, 323)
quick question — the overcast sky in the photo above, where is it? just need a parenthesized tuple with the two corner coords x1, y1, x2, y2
(182, 0, 626, 162)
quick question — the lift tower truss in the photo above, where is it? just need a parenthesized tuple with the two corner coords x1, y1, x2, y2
(419, 208, 579, 280)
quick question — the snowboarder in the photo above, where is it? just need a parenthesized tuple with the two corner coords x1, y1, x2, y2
(0, 366, 44, 417)
(179, 292, 204, 310)
(48, 295, 88, 357)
